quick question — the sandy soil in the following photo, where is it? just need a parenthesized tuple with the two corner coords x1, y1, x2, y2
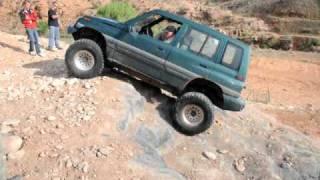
(244, 49, 320, 138)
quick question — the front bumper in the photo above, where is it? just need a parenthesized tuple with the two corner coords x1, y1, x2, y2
(67, 21, 85, 34)
(222, 94, 245, 111)
(67, 25, 77, 34)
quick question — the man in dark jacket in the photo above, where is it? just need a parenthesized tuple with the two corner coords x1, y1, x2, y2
(19, 0, 44, 56)
(48, 1, 62, 51)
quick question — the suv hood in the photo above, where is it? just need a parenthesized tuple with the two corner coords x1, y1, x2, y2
(85, 16, 127, 30)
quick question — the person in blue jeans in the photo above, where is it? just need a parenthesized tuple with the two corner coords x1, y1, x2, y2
(26, 29, 42, 56)
(48, 1, 62, 51)
(19, 0, 44, 56)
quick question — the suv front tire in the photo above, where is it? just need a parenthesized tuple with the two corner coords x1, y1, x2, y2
(174, 92, 214, 135)
(65, 39, 104, 79)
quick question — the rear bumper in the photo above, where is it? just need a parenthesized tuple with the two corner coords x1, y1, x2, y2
(222, 94, 245, 111)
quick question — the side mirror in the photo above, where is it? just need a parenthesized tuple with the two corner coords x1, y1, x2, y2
(128, 25, 134, 32)
(128, 25, 141, 34)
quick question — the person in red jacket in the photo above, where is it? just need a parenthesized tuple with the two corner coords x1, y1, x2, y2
(19, 0, 44, 57)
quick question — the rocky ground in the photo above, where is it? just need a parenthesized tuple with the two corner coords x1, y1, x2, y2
(0, 31, 320, 180)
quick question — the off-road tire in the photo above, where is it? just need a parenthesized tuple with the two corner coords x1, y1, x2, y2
(65, 39, 104, 79)
(174, 92, 214, 135)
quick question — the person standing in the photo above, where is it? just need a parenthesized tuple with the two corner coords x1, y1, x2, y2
(19, 0, 44, 56)
(48, 1, 62, 51)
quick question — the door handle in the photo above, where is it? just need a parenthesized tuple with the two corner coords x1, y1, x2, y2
(157, 47, 164, 51)
(200, 64, 207, 68)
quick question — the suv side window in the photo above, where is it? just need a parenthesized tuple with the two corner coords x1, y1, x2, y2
(180, 29, 206, 52)
(179, 29, 219, 59)
(222, 44, 242, 70)
(132, 15, 181, 44)
(201, 36, 219, 58)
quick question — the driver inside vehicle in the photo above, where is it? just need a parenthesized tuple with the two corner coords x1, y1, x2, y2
(158, 26, 177, 43)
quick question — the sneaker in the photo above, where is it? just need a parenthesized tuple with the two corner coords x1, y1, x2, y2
(56, 46, 63, 50)
(29, 51, 36, 56)
(38, 52, 45, 57)
(47, 47, 56, 52)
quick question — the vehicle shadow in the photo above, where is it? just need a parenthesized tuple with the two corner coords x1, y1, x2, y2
(23, 58, 179, 132)
(23, 58, 68, 78)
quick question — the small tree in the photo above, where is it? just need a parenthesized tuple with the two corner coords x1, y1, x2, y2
(97, 1, 137, 22)
(38, 20, 48, 35)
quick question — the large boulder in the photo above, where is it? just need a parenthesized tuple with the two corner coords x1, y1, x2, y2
(2, 135, 23, 154)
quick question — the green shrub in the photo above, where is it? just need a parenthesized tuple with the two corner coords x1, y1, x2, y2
(97, 1, 137, 22)
(297, 38, 318, 51)
(311, 38, 320, 46)
(38, 20, 48, 35)
(267, 37, 281, 49)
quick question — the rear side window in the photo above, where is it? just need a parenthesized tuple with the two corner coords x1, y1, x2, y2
(179, 29, 219, 59)
(180, 29, 206, 53)
(222, 44, 242, 70)
(201, 36, 219, 58)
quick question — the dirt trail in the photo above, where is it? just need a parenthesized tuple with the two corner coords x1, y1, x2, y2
(0, 31, 320, 180)
(244, 49, 320, 138)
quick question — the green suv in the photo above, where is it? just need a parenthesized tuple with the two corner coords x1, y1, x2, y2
(66, 9, 251, 135)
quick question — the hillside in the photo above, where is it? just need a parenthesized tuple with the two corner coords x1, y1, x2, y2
(212, 0, 320, 19)
(0, 0, 319, 52)
(0, 29, 320, 179)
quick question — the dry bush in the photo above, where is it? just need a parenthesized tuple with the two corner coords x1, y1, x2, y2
(271, 0, 319, 19)
(212, 0, 320, 19)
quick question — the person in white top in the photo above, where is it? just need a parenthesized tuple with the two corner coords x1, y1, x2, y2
(158, 26, 177, 43)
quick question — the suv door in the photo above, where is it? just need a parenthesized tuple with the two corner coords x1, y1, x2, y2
(211, 42, 246, 93)
(117, 14, 181, 81)
(163, 26, 222, 89)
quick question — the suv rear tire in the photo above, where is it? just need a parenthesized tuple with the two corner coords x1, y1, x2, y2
(65, 39, 104, 79)
(174, 92, 214, 135)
